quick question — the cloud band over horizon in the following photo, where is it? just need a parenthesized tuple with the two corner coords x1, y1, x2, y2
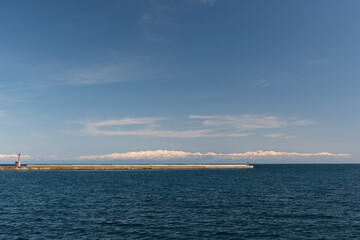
(78, 150, 351, 161)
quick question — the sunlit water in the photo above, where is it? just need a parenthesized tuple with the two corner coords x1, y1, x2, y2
(0, 164, 359, 239)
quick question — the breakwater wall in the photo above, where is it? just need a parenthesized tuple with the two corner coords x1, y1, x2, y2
(0, 164, 253, 171)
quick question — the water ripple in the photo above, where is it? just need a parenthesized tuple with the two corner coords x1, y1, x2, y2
(0, 165, 359, 239)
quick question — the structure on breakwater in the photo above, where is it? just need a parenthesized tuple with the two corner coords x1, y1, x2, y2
(0, 164, 253, 171)
(15, 153, 21, 167)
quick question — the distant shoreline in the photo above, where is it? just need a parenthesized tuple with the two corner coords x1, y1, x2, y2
(0, 164, 253, 171)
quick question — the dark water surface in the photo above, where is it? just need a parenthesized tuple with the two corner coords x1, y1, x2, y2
(0, 164, 359, 239)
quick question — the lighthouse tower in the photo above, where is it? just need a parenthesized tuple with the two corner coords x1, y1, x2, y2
(15, 153, 21, 167)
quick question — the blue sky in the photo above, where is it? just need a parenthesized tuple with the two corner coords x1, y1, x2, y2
(0, 0, 359, 163)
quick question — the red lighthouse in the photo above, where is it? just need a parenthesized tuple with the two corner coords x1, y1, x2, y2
(15, 153, 21, 167)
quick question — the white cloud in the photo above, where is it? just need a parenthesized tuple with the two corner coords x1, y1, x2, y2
(189, 115, 217, 119)
(264, 133, 298, 139)
(73, 114, 314, 138)
(0, 154, 30, 160)
(0, 111, 5, 117)
(80, 117, 214, 138)
(293, 120, 315, 126)
(88, 117, 166, 127)
(264, 133, 283, 138)
(227, 133, 250, 137)
(78, 150, 351, 161)
(191, 114, 289, 131)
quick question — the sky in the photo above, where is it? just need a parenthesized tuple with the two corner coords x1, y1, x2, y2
(0, 0, 359, 163)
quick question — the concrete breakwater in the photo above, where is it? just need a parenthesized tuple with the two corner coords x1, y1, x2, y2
(0, 164, 253, 171)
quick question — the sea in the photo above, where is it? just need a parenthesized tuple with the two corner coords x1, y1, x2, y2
(0, 164, 359, 239)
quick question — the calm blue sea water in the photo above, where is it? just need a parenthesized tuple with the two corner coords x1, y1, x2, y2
(0, 164, 359, 239)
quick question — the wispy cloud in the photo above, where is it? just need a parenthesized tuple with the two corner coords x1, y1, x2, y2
(190, 114, 313, 134)
(78, 117, 213, 138)
(198, 0, 217, 5)
(0, 52, 163, 93)
(293, 120, 315, 126)
(139, 0, 217, 42)
(78, 150, 351, 161)
(72, 114, 314, 138)
(192, 114, 288, 131)
(34, 58, 158, 88)
(32, 132, 48, 139)
(138, 3, 176, 43)
(228, 133, 250, 137)
(252, 79, 273, 88)
(264, 133, 297, 139)
(264, 133, 283, 138)
(0, 154, 30, 160)
(0, 111, 5, 117)
(61, 65, 127, 86)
